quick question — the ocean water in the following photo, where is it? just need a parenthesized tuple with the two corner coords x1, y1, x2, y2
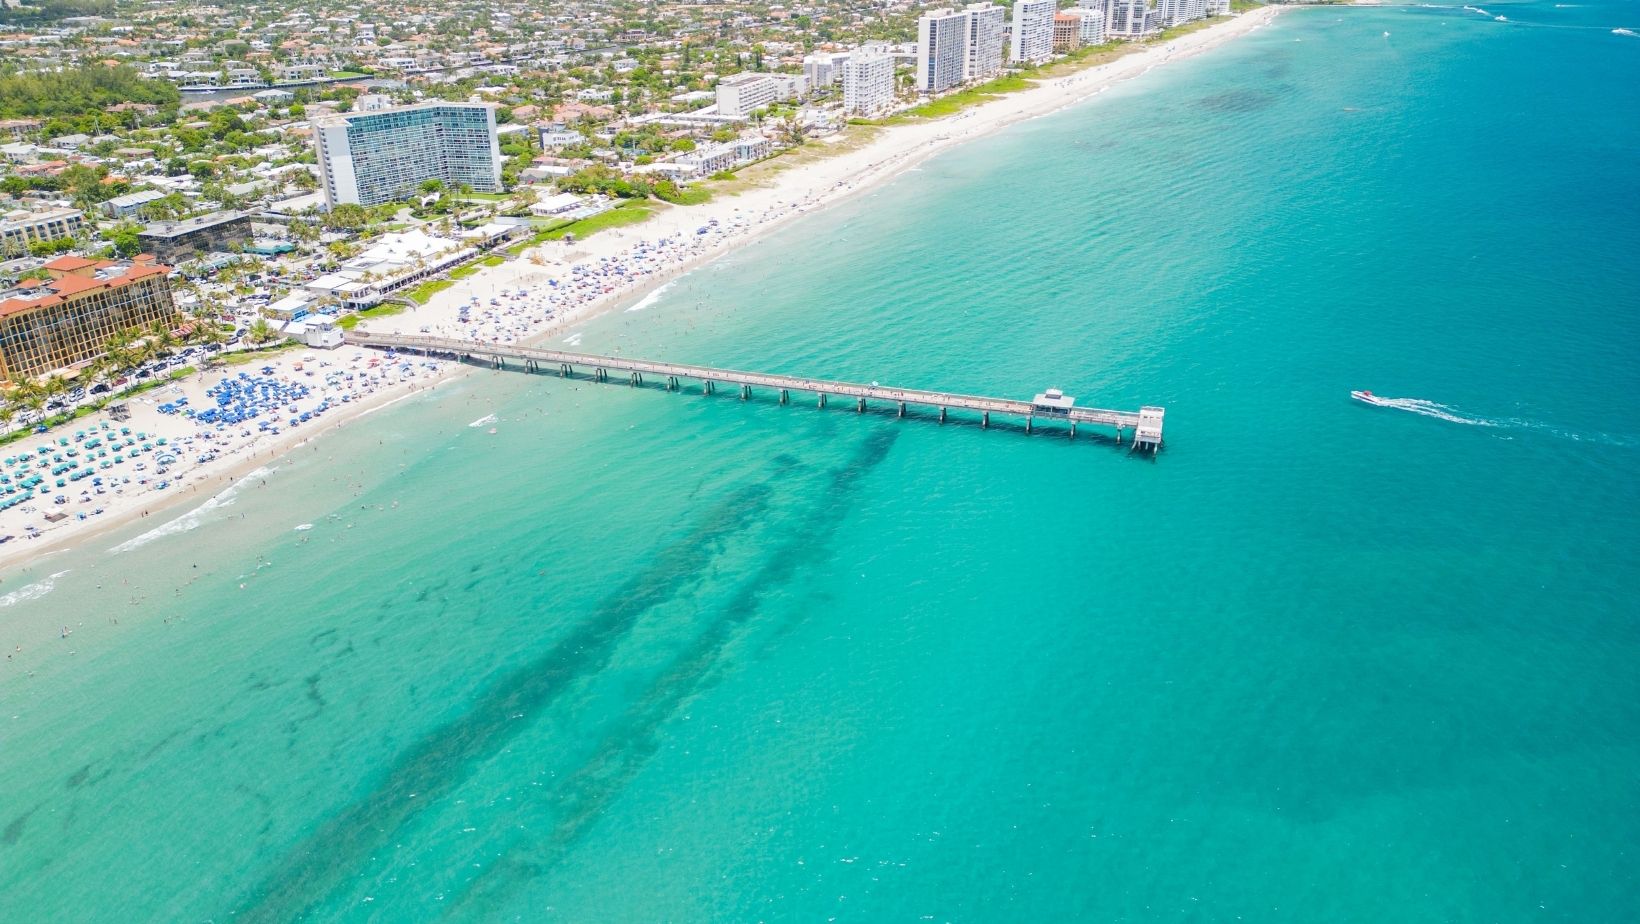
(4, 4, 1639, 920)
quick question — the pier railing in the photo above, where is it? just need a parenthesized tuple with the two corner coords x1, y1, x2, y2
(344, 331, 1165, 448)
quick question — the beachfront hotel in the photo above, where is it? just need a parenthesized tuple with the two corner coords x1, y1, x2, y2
(313, 102, 503, 208)
(917, 9, 971, 94)
(842, 49, 897, 116)
(1010, 0, 1057, 64)
(0, 255, 174, 384)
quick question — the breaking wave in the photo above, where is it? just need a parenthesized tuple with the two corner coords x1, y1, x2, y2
(625, 280, 674, 312)
(110, 466, 273, 554)
(0, 570, 69, 607)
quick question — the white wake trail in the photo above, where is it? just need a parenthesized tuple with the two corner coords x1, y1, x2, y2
(1370, 397, 1498, 427)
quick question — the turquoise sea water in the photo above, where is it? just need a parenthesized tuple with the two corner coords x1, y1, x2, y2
(4, 4, 1639, 920)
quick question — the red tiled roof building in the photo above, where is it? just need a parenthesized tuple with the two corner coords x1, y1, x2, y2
(0, 255, 175, 383)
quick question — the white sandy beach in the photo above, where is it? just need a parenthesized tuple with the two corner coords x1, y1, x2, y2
(0, 6, 1282, 575)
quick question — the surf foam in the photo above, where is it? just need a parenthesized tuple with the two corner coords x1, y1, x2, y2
(0, 570, 69, 607)
(625, 280, 675, 312)
(110, 466, 273, 554)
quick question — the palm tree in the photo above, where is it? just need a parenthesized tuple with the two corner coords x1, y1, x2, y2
(39, 375, 68, 406)
(247, 318, 278, 345)
(19, 388, 47, 420)
(129, 339, 156, 369)
(103, 343, 134, 376)
(83, 356, 110, 389)
(147, 321, 176, 358)
(194, 323, 228, 365)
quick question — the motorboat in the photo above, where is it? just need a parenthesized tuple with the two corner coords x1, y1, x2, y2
(1350, 389, 1392, 407)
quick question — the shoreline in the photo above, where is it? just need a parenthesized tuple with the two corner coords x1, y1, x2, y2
(0, 6, 1283, 578)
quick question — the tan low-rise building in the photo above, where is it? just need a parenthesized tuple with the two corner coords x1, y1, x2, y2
(0, 207, 83, 258)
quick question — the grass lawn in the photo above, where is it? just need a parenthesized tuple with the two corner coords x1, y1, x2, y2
(507, 202, 658, 255)
(660, 185, 713, 206)
(402, 280, 453, 306)
(889, 75, 1034, 122)
(506, 220, 574, 255)
(541, 201, 657, 241)
(458, 192, 511, 203)
(448, 253, 507, 279)
(328, 71, 369, 79)
(337, 303, 412, 331)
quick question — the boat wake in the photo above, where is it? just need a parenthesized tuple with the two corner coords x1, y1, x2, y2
(110, 466, 273, 554)
(1354, 393, 1637, 447)
(1365, 395, 1498, 426)
(0, 570, 69, 607)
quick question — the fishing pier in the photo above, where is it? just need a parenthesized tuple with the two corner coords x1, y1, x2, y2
(344, 332, 1165, 449)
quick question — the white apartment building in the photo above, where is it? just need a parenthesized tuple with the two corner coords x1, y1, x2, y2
(1155, 0, 1207, 27)
(1104, 0, 1159, 38)
(842, 49, 896, 116)
(1209, 0, 1231, 14)
(770, 73, 808, 101)
(1068, 5, 1108, 44)
(716, 73, 777, 117)
(313, 102, 502, 208)
(804, 52, 850, 88)
(1010, 0, 1057, 64)
(917, 8, 971, 94)
(964, 4, 1007, 81)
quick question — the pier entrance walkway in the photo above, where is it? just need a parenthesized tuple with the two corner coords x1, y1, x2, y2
(344, 332, 1165, 449)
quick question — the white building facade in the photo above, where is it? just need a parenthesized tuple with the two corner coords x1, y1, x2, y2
(1104, 0, 1159, 38)
(313, 102, 502, 208)
(917, 9, 972, 94)
(841, 49, 896, 116)
(716, 73, 779, 117)
(803, 53, 838, 88)
(964, 4, 1008, 81)
(1010, 0, 1057, 64)
(1155, 0, 1207, 27)
(1069, 4, 1108, 44)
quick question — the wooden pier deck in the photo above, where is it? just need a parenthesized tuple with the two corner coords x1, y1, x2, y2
(344, 331, 1165, 448)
